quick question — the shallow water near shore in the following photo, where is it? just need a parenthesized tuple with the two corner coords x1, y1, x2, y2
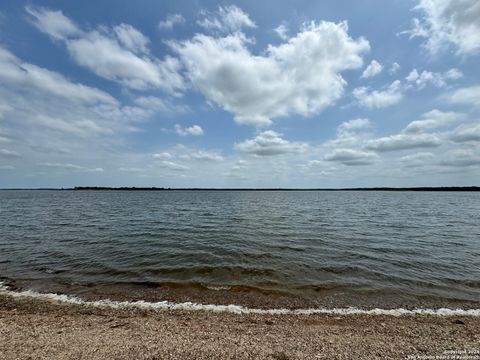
(1, 190, 479, 309)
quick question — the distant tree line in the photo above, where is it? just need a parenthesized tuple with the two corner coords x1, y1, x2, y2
(70, 186, 480, 191)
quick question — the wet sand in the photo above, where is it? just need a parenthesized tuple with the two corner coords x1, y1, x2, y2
(8, 279, 480, 311)
(1, 294, 479, 359)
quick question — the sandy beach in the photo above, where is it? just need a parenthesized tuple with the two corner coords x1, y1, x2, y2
(1, 293, 479, 360)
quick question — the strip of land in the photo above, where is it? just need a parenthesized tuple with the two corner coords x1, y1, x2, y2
(1, 186, 480, 191)
(1, 294, 479, 360)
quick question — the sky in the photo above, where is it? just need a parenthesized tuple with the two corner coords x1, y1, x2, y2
(0, 0, 479, 188)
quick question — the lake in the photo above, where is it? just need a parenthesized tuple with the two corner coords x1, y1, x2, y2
(1, 190, 479, 309)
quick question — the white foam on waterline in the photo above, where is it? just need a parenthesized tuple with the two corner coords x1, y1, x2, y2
(1, 282, 479, 316)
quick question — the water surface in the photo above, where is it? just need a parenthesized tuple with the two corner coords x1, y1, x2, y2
(1, 190, 479, 308)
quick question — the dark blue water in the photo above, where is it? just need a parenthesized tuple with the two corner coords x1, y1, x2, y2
(0, 190, 479, 308)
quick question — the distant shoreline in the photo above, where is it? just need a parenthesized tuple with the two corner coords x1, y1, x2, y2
(1, 186, 479, 191)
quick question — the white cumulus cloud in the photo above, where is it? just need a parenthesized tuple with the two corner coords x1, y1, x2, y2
(153, 152, 173, 160)
(175, 124, 204, 136)
(450, 123, 480, 143)
(403, 109, 462, 133)
(274, 23, 289, 40)
(180, 150, 223, 162)
(66, 30, 184, 92)
(439, 149, 480, 167)
(235, 131, 308, 156)
(366, 133, 441, 152)
(405, 68, 462, 89)
(155, 160, 189, 171)
(361, 60, 383, 79)
(406, 0, 480, 56)
(158, 14, 186, 30)
(324, 148, 378, 166)
(0, 47, 116, 105)
(113, 23, 150, 54)
(27, 6, 185, 93)
(401, 152, 435, 163)
(389, 62, 400, 74)
(337, 118, 372, 135)
(353, 80, 403, 108)
(447, 86, 480, 107)
(26, 6, 80, 40)
(197, 5, 256, 33)
(171, 20, 369, 126)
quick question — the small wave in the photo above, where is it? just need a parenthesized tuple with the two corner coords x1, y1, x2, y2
(206, 285, 231, 291)
(445, 279, 480, 288)
(1, 282, 479, 317)
(140, 265, 278, 277)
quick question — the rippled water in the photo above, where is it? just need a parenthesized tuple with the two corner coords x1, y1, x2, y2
(1, 190, 479, 307)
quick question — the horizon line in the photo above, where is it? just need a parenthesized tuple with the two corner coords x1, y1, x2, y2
(1, 186, 479, 191)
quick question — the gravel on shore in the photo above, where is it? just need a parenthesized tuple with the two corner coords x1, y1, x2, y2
(0, 294, 479, 360)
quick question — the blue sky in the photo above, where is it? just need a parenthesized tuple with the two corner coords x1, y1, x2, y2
(0, 0, 479, 188)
